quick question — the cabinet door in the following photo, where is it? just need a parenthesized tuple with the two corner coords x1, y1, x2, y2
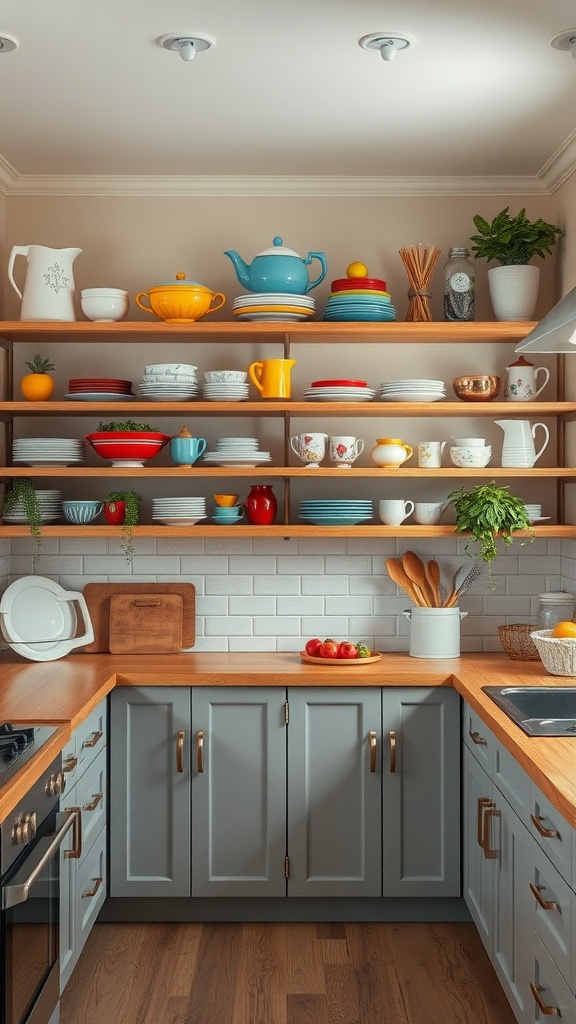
(287, 687, 382, 897)
(382, 687, 461, 897)
(109, 687, 191, 897)
(491, 793, 531, 1022)
(191, 687, 286, 897)
(60, 794, 78, 991)
(463, 746, 494, 952)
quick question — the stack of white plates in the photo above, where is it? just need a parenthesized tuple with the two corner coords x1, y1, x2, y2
(203, 436, 272, 467)
(299, 499, 374, 526)
(138, 380, 199, 401)
(380, 379, 446, 403)
(202, 380, 251, 402)
(152, 497, 207, 526)
(231, 293, 316, 322)
(12, 437, 86, 467)
(303, 384, 377, 402)
(4, 489, 63, 523)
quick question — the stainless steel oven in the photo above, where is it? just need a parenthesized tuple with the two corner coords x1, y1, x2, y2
(0, 725, 77, 1024)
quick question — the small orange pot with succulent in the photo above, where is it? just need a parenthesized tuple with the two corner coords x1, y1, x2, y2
(20, 354, 55, 400)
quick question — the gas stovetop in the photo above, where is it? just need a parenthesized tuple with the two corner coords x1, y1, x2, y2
(0, 723, 59, 788)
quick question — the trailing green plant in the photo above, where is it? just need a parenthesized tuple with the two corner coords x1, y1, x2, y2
(447, 481, 533, 588)
(2, 478, 43, 561)
(97, 420, 158, 433)
(470, 207, 563, 265)
(104, 489, 142, 564)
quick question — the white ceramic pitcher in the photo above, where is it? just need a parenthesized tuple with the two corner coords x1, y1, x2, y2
(495, 419, 550, 467)
(8, 244, 82, 321)
(504, 355, 550, 402)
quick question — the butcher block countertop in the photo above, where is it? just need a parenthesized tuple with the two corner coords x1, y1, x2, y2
(1, 650, 576, 827)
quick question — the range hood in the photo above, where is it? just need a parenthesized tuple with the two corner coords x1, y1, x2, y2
(515, 286, 576, 353)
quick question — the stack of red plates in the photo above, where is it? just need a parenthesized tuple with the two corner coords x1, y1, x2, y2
(330, 277, 387, 293)
(66, 378, 134, 401)
(310, 378, 367, 387)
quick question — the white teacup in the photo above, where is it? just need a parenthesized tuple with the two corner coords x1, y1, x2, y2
(290, 432, 327, 467)
(328, 435, 364, 467)
(413, 501, 449, 525)
(450, 445, 492, 468)
(454, 437, 485, 447)
(417, 441, 446, 468)
(378, 499, 414, 526)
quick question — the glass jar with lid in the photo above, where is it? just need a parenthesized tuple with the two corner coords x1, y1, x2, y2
(443, 247, 475, 321)
(537, 592, 575, 630)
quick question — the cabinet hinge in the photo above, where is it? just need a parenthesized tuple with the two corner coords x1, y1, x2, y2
(284, 700, 289, 725)
(284, 856, 290, 879)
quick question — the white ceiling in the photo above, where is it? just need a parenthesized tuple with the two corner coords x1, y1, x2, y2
(0, 0, 575, 193)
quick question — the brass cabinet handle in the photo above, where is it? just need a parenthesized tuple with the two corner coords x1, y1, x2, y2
(63, 807, 82, 860)
(477, 797, 493, 848)
(531, 814, 561, 840)
(82, 877, 103, 899)
(469, 730, 487, 746)
(530, 983, 560, 1016)
(82, 730, 103, 749)
(482, 806, 500, 859)
(197, 730, 204, 773)
(530, 883, 560, 912)
(389, 731, 396, 773)
(83, 793, 102, 812)
(369, 731, 377, 773)
(62, 755, 78, 773)
(176, 730, 185, 773)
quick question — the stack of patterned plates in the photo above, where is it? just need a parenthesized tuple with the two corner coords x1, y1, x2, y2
(66, 378, 134, 401)
(151, 496, 207, 526)
(203, 437, 272, 468)
(12, 437, 85, 467)
(203, 380, 250, 402)
(231, 293, 315, 322)
(303, 380, 377, 402)
(299, 499, 374, 526)
(138, 378, 199, 401)
(380, 379, 446, 403)
(3, 489, 63, 523)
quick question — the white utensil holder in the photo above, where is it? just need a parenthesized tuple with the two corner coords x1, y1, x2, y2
(402, 607, 468, 659)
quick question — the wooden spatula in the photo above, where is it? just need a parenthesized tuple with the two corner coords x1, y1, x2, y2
(425, 559, 442, 607)
(402, 550, 434, 606)
(385, 558, 425, 606)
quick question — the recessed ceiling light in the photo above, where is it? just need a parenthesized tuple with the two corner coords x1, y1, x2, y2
(359, 32, 415, 62)
(551, 29, 576, 59)
(0, 35, 18, 54)
(159, 33, 215, 62)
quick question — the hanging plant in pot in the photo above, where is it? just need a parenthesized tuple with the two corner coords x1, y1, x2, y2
(103, 489, 142, 564)
(470, 207, 563, 322)
(2, 478, 44, 562)
(447, 480, 533, 589)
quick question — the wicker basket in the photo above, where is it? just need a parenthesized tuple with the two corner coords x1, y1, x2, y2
(530, 629, 576, 676)
(498, 624, 541, 661)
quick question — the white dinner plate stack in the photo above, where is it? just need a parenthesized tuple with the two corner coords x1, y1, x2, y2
(3, 489, 63, 523)
(299, 499, 374, 526)
(379, 379, 447, 403)
(202, 380, 250, 402)
(203, 436, 272, 467)
(12, 437, 86, 466)
(303, 385, 377, 402)
(137, 379, 199, 401)
(152, 497, 207, 526)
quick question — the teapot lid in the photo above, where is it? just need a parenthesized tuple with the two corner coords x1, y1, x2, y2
(507, 354, 534, 368)
(255, 237, 301, 258)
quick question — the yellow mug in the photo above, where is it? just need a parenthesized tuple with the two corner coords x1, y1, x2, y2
(248, 358, 296, 399)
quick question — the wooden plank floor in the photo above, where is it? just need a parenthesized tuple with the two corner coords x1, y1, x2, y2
(60, 921, 516, 1024)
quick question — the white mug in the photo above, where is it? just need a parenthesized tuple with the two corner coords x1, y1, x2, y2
(454, 437, 485, 447)
(413, 501, 449, 525)
(378, 499, 414, 526)
(417, 441, 446, 468)
(328, 435, 364, 467)
(290, 432, 327, 467)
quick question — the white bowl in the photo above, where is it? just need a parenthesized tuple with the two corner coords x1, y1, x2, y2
(204, 370, 247, 383)
(142, 373, 198, 384)
(145, 363, 198, 375)
(81, 290, 129, 323)
(450, 445, 492, 468)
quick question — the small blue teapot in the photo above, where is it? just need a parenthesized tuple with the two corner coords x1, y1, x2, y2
(224, 236, 327, 295)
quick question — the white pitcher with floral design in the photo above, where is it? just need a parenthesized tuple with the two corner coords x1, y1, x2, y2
(504, 355, 550, 402)
(8, 244, 82, 321)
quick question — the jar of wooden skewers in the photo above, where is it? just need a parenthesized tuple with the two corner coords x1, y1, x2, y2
(399, 243, 442, 321)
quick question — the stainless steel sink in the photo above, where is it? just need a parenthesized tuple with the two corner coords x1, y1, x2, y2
(482, 686, 576, 737)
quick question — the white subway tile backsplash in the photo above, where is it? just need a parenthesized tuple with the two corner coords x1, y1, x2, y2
(230, 555, 277, 574)
(205, 575, 253, 595)
(326, 554, 372, 575)
(299, 538, 348, 554)
(180, 555, 229, 574)
(131, 555, 181, 574)
(277, 555, 324, 574)
(277, 596, 323, 616)
(302, 576, 348, 595)
(229, 637, 278, 652)
(326, 595, 373, 616)
(204, 538, 254, 554)
(254, 576, 300, 595)
(253, 617, 300, 636)
(230, 596, 276, 616)
(59, 538, 108, 554)
(205, 616, 253, 636)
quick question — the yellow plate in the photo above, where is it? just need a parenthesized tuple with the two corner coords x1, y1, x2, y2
(329, 289, 390, 299)
(233, 305, 315, 316)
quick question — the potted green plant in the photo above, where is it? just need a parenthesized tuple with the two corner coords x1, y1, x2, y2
(447, 481, 533, 588)
(103, 489, 142, 564)
(2, 478, 43, 561)
(470, 207, 563, 321)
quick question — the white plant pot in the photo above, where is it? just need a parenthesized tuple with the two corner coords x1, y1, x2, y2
(488, 265, 540, 322)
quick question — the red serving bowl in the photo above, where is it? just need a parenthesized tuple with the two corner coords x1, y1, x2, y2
(331, 277, 387, 291)
(84, 431, 170, 464)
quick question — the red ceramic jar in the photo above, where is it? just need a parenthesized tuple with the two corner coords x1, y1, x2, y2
(245, 485, 277, 525)
(104, 500, 126, 525)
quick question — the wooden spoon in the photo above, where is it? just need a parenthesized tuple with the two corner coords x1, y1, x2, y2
(402, 550, 434, 606)
(385, 558, 425, 606)
(425, 559, 442, 607)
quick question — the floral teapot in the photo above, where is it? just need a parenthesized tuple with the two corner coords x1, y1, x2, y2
(224, 236, 327, 295)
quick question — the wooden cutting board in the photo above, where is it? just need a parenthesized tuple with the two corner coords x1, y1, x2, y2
(108, 593, 183, 655)
(81, 582, 195, 653)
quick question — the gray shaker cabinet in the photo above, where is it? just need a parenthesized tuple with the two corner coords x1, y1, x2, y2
(382, 687, 461, 897)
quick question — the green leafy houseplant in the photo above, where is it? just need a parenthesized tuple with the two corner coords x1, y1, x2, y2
(470, 207, 563, 265)
(447, 481, 533, 588)
(103, 489, 142, 564)
(2, 478, 43, 561)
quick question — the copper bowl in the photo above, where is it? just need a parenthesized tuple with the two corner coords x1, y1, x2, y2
(452, 374, 500, 402)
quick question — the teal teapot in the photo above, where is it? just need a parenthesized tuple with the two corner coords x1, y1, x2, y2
(224, 236, 327, 295)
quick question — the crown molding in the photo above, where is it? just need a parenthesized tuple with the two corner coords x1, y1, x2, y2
(539, 129, 576, 194)
(0, 153, 18, 195)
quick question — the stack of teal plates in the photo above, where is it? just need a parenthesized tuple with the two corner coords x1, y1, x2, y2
(299, 499, 373, 526)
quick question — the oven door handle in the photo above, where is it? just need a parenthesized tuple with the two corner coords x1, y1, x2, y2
(3, 810, 78, 910)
